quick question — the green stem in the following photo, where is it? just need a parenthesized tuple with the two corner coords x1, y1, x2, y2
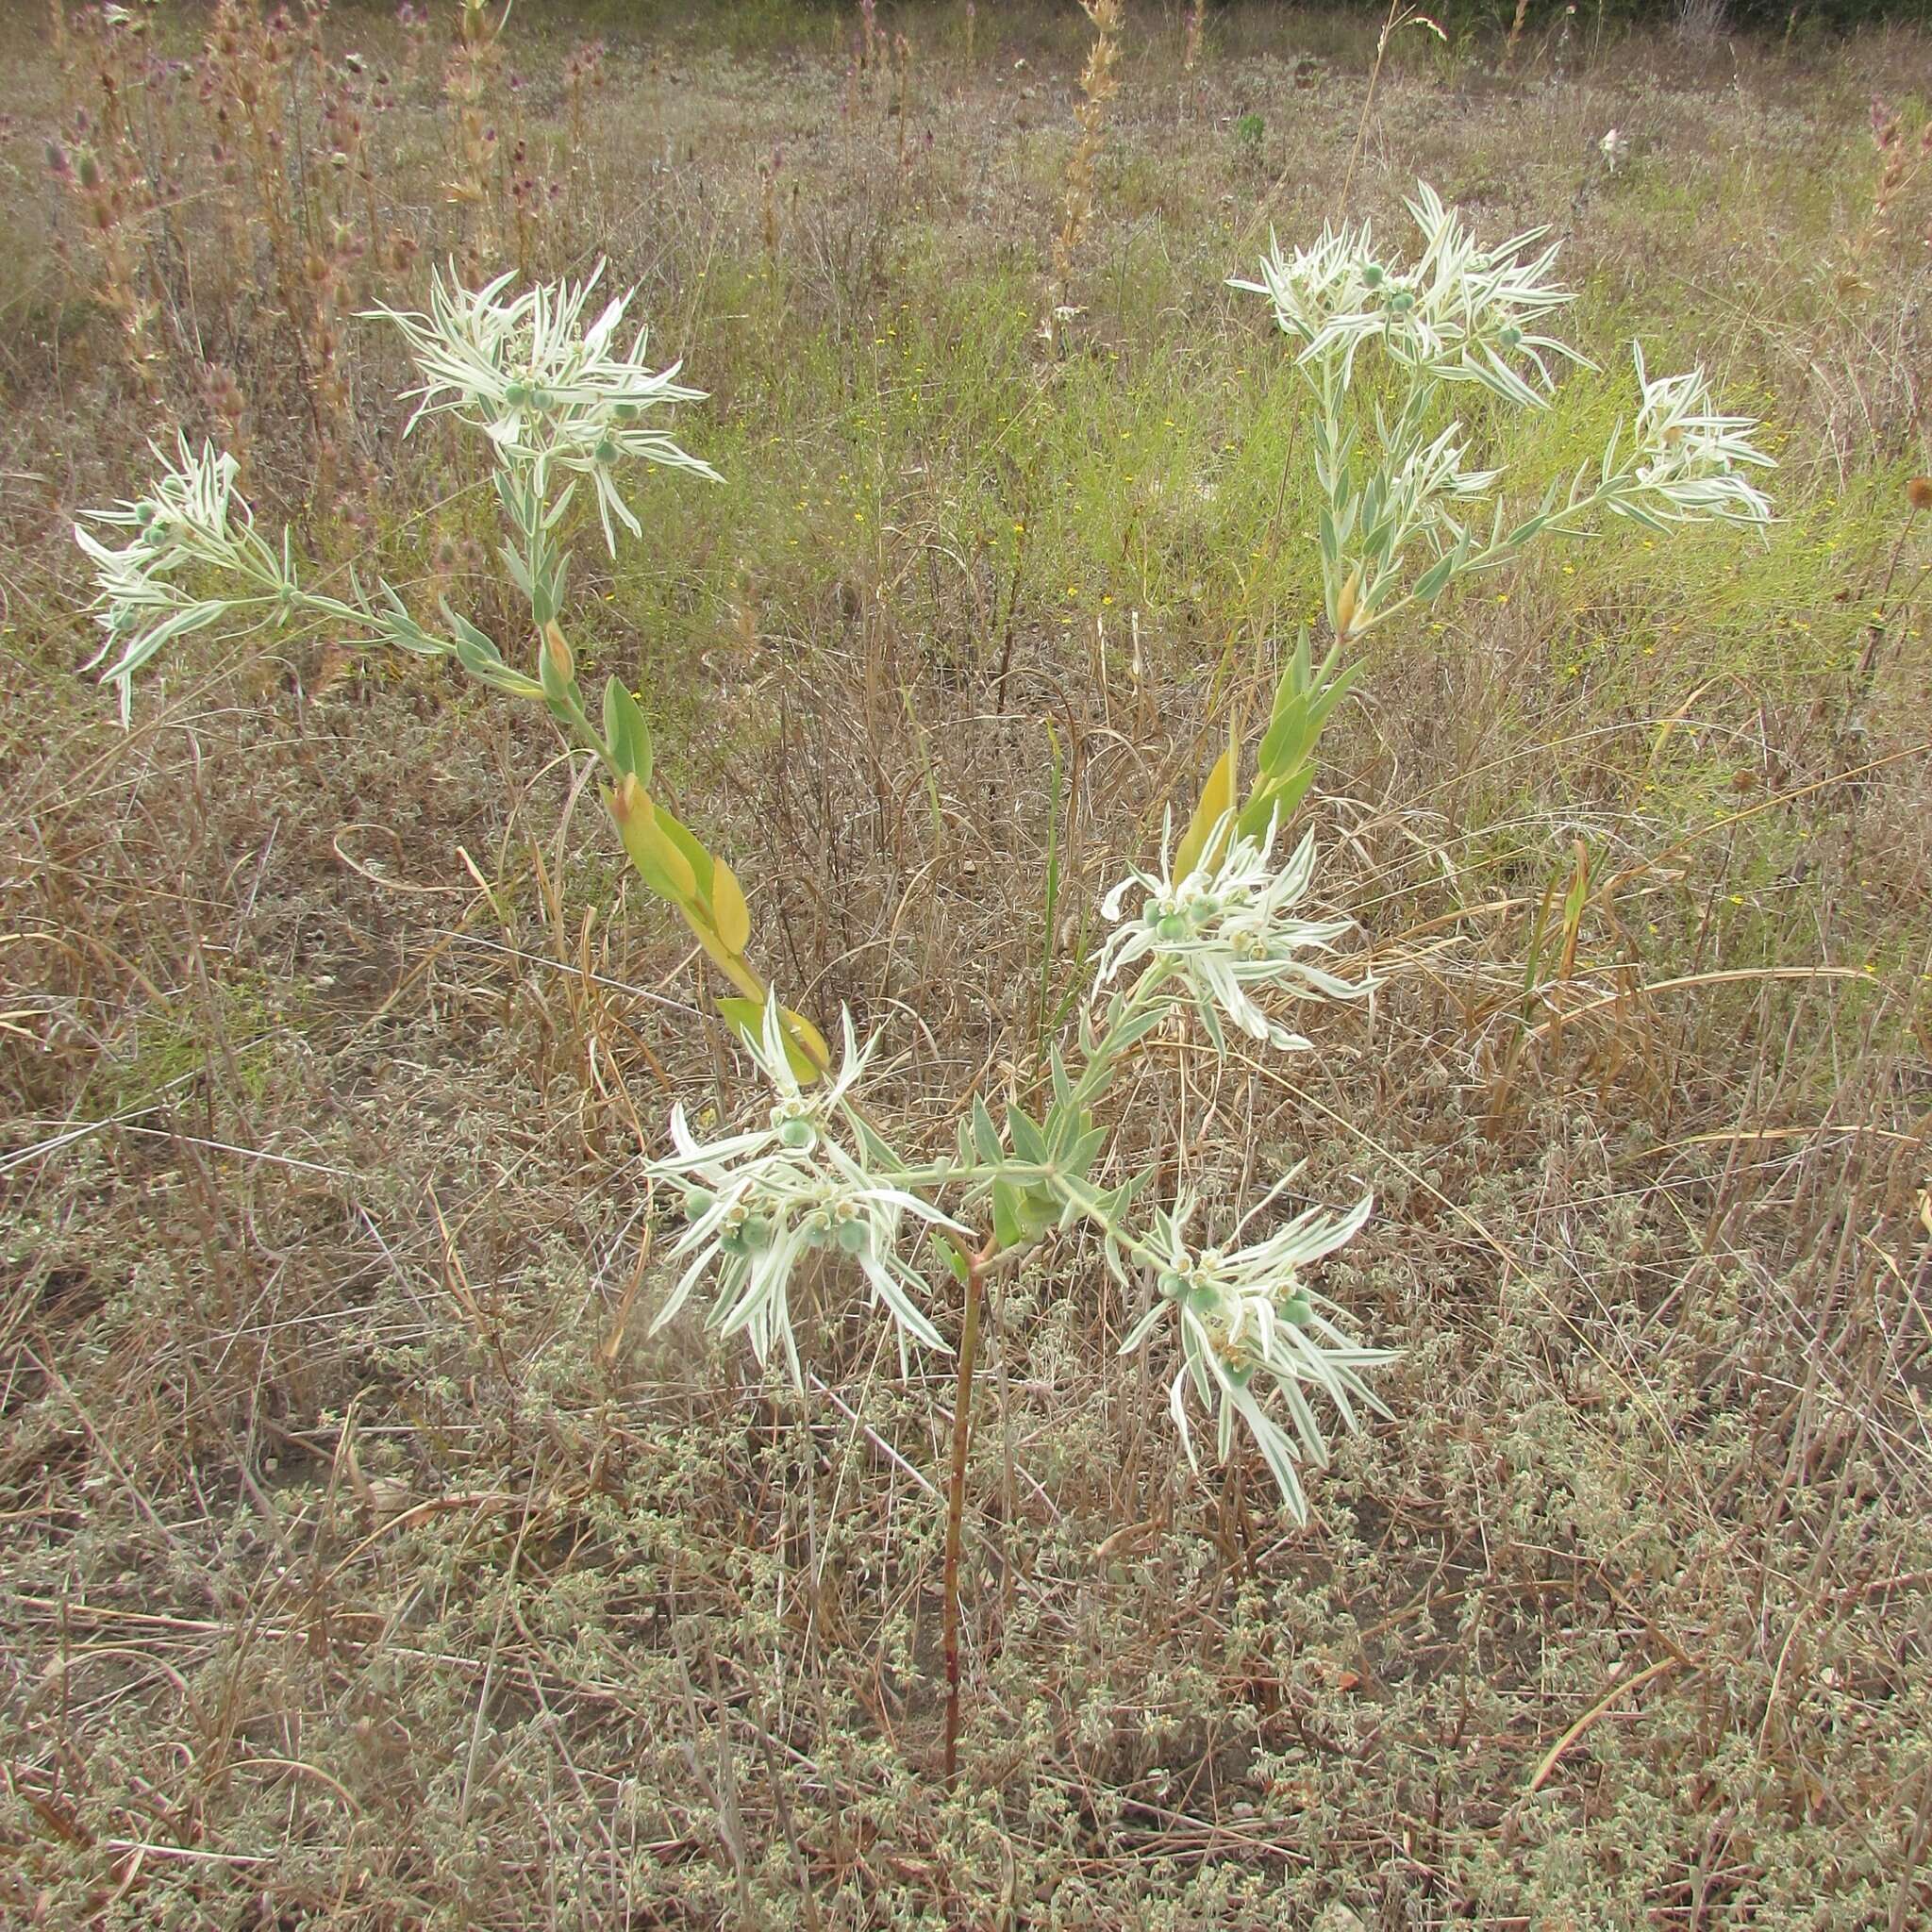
(1048, 1169, 1164, 1270)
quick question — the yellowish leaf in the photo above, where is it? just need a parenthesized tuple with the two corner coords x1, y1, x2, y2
(1174, 742, 1236, 881)
(780, 1007, 831, 1074)
(686, 913, 765, 1003)
(650, 803, 715, 902)
(710, 856, 752, 954)
(608, 779, 696, 907)
(1334, 564, 1362, 639)
(717, 998, 827, 1084)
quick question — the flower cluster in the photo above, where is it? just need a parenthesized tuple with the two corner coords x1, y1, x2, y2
(1615, 344, 1775, 526)
(373, 261, 720, 551)
(646, 999, 963, 1384)
(1232, 182, 1586, 405)
(1098, 817, 1376, 1053)
(1230, 181, 1775, 651)
(1230, 220, 1379, 360)
(75, 436, 294, 722)
(1120, 1186, 1393, 1522)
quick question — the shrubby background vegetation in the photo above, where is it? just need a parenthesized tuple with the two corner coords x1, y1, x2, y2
(2, 1, 1929, 1925)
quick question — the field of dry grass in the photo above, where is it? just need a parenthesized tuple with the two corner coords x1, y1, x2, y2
(3, 2, 1931, 1925)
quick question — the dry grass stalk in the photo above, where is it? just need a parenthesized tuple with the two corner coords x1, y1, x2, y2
(1674, 0, 1730, 43)
(47, 9, 167, 404)
(396, 0, 433, 84)
(1344, 2, 1447, 205)
(200, 360, 255, 495)
(1183, 0, 1206, 74)
(445, 0, 508, 281)
(205, 1, 300, 315)
(1502, 0, 1533, 69)
(1857, 96, 1932, 263)
(894, 31, 915, 169)
(565, 36, 606, 156)
(1046, 0, 1124, 344)
(759, 145, 785, 257)
(203, 0, 365, 495)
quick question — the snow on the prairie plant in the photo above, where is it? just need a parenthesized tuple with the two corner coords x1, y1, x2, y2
(61, 193, 1805, 1538)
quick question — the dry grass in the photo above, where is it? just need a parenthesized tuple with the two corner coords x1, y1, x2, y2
(2, 3, 1931, 1925)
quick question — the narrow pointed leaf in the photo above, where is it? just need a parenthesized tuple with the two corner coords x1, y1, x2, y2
(1235, 767, 1315, 842)
(1006, 1107, 1050, 1166)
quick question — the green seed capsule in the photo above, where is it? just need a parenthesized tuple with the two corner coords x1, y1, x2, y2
(776, 1117, 817, 1151)
(1156, 913, 1191, 942)
(1282, 1293, 1313, 1326)
(594, 439, 620, 465)
(1388, 290, 1415, 313)
(1361, 263, 1384, 288)
(835, 1219, 870, 1257)
(1157, 1270, 1187, 1300)
(1497, 325, 1523, 348)
(682, 1188, 715, 1222)
(503, 380, 529, 408)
